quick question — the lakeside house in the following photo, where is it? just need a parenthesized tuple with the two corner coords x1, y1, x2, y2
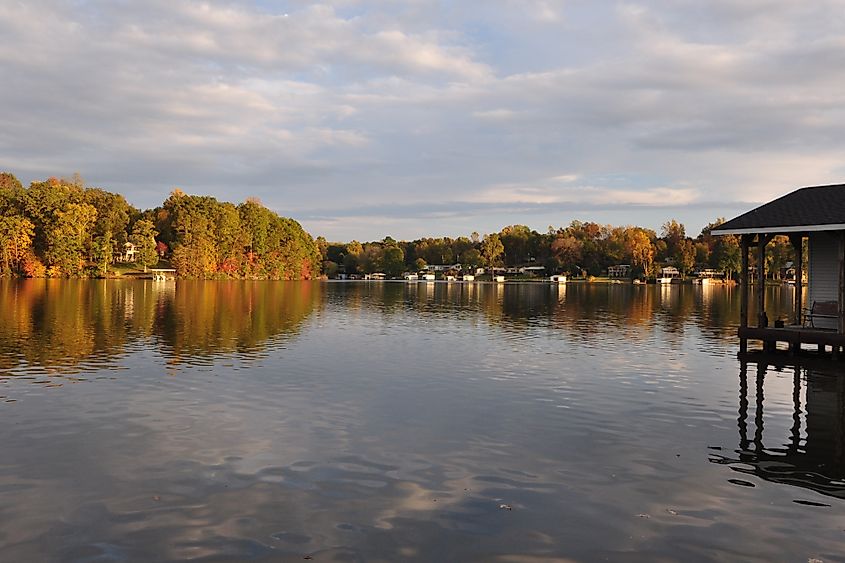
(712, 183, 845, 354)
(422, 263, 462, 272)
(657, 266, 680, 284)
(115, 242, 137, 263)
(607, 264, 631, 278)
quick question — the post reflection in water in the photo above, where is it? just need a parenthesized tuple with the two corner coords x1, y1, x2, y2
(713, 360, 845, 501)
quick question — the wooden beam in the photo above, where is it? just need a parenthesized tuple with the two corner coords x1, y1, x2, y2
(789, 234, 804, 326)
(839, 231, 845, 335)
(757, 234, 769, 328)
(740, 234, 751, 353)
(740, 234, 751, 329)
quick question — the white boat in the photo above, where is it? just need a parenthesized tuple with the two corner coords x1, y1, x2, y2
(403, 273, 418, 281)
(493, 275, 505, 283)
(550, 274, 567, 284)
(422, 273, 436, 281)
(461, 275, 475, 282)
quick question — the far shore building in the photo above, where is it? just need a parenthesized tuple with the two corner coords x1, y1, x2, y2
(607, 264, 631, 278)
(423, 264, 461, 272)
(712, 183, 845, 355)
(115, 242, 137, 263)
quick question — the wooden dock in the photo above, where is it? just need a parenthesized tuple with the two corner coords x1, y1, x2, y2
(149, 268, 176, 281)
(740, 326, 845, 356)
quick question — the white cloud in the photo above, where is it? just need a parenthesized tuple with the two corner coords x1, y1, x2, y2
(2, 0, 845, 240)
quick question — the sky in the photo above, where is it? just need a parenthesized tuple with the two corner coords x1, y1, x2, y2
(2, 0, 845, 241)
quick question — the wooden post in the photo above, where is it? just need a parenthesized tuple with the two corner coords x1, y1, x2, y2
(790, 234, 803, 326)
(839, 231, 845, 335)
(740, 234, 751, 353)
(757, 234, 768, 328)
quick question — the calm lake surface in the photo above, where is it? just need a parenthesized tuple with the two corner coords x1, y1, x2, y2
(1, 279, 844, 562)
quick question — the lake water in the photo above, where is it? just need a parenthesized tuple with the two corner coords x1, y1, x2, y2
(1, 279, 844, 562)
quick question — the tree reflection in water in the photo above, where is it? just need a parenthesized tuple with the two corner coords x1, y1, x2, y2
(711, 360, 845, 501)
(0, 279, 322, 376)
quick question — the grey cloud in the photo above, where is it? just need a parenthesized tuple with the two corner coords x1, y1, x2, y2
(2, 1, 845, 239)
(295, 198, 745, 222)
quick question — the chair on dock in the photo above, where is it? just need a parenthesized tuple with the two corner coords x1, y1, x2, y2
(802, 300, 839, 329)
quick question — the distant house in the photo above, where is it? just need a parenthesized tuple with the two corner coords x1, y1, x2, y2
(657, 266, 680, 284)
(423, 263, 461, 272)
(712, 183, 845, 353)
(607, 264, 631, 278)
(782, 262, 807, 284)
(115, 242, 137, 263)
(519, 265, 546, 275)
(695, 268, 721, 278)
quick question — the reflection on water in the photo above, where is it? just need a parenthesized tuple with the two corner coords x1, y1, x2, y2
(0, 279, 322, 376)
(1, 280, 844, 562)
(711, 361, 845, 501)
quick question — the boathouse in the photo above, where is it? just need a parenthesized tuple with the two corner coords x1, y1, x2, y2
(712, 183, 845, 355)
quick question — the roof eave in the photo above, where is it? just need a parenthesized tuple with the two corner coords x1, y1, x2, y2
(712, 223, 845, 236)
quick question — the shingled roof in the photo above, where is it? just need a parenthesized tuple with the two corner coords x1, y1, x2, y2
(712, 184, 845, 235)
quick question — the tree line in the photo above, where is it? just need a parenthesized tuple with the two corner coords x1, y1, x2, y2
(0, 172, 320, 279)
(318, 221, 797, 280)
(1, 170, 798, 281)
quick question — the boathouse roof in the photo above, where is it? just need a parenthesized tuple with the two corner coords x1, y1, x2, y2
(713, 183, 845, 235)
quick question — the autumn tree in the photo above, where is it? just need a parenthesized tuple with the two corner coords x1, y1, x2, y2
(622, 227, 655, 276)
(130, 219, 159, 268)
(551, 235, 581, 273)
(0, 215, 34, 275)
(676, 239, 696, 276)
(46, 202, 98, 276)
(481, 233, 504, 267)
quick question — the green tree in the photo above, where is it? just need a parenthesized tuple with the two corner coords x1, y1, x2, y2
(459, 248, 482, 271)
(46, 202, 98, 276)
(713, 236, 741, 280)
(676, 239, 696, 276)
(130, 219, 159, 268)
(481, 233, 504, 267)
(92, 232, 114, 277)
(382, 246, 405, 277)
(86, 188, 132, 249)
